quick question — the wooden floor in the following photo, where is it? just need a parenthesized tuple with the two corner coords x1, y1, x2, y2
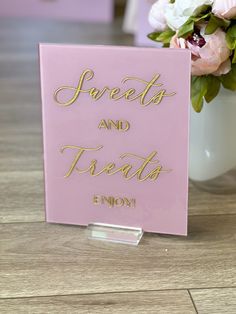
(0, 17, 236, 314)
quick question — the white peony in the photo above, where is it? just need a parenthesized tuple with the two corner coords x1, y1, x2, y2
(148, 0, 170, 32)
(212, 0, 236, 19)
(165, 0, 214, 30)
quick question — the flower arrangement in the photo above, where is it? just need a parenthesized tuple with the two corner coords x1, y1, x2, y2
(148, 0, 236, 112)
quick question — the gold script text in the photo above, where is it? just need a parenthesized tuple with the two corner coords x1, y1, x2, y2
(54, 69, 176, 107)
(60, 145, 170, 182)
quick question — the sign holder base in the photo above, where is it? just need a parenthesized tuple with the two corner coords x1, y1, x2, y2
(87, 223, 143, 246)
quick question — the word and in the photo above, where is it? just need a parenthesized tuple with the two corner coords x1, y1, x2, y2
(98, 119, 130, 132)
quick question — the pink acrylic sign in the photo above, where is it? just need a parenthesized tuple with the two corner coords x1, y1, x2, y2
(0, 0, 113, 23)
(40, 44, 191, 236)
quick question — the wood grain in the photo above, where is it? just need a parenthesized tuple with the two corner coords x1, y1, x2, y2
(0, 290, 196, 314)
(190, 288, 236, 314)
(0, 18, 133, 55)
(188, 183, 236, 216)
(0, 215, 235, 298)
(0, 17, 236, 313)
(0, 169, 235, 223)
(0, 171, 44, 223)
(0, 131, 43, 172)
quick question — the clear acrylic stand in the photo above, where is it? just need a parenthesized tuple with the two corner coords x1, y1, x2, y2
(87, 223, 143, 246)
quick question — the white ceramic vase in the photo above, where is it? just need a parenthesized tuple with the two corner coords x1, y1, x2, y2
(189, 87, 236, 193)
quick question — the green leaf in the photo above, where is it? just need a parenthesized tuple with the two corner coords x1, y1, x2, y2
(191, 76, 208, 112)
(204, 75, 221, 103)
(191, 11, 211, 22)
(148, 32, 161, 42)
(233, 50, 236, 64)
(148, 28, 176, 44)
(163, 43, 170, 47)
(205, 19, 218, 35)
(205, 15, 219, 34)
(226, 25, 236, 50)
(221, 64, 236, 90)
(193, 4, 211, 17)
(205, 14, 231, 35)
(178, 20, 194, 38)
(178, 12, 211, 39)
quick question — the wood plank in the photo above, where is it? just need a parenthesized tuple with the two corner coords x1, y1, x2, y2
(0, 103, 41, 130)
(0, 131, 43, 172)
(190, 288, 236, 314)
(0, 81, 39, 107)
(0, 59, 38, 79)
(188, 182, 236, 216)
(0, 215, 235, 298)
(0, 290, 196, 314)
(0, 100, 235, 219)
(0, 171, 44, 223)
(1, 15, 235, 314)
(0, 19, 133, 56)
(0, 170, 235, 223)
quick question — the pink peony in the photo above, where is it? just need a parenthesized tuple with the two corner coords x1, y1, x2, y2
(213, 59, 232, 76)
(148, 0, 170, 32)
(170, 26, 231, 76)
(212, 0, 236, 19)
